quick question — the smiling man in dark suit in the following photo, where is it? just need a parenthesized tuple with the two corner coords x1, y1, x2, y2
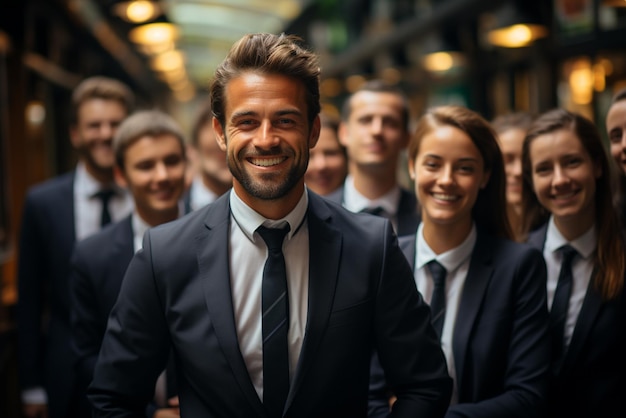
(70, 110, 188, 417)
(17, 76, 134, 418)
(88, 33, 451, 418)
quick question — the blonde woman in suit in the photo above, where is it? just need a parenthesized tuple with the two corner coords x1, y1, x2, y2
(521, 108, 626, 418)
(370, 105, 550, 418)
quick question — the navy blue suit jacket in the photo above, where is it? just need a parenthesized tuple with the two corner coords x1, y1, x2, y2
(69, 216, 134, 398)
(88, 191, 452, 417)
(70, 215, 176, 417)
(371, 229, 550, 418)
(527, 224, 626, 417)
(17, 172, 78, 418)
(324, 185, 419, 237)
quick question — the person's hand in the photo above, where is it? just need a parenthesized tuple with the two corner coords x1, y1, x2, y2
(22, 403, 47, 418)
(153, 397, 180, 418)
(153, 407, 179, 418)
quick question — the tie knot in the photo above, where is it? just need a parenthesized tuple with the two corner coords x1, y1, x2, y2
(427, 260, 447, 287)
(257, 225, 290, 252)
(360, 206, 385, 217)
(560, 245, 578, 265)
(94, 189, 115, 203)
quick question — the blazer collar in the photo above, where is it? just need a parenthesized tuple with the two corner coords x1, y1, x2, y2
(285, 192, 342, 412)
(452, 229, 494, 393)
(196, 192, 266, 415)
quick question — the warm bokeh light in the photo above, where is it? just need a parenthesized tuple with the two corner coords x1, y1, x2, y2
(25, 101, 45, 125)
(114, 1, 162, 24)
(487, 24, 548, 48)
(151, 49, 185, 72)
(569, 58, 593, 105)
(129, 23, 178, 48)
(345, 75, 366, 93)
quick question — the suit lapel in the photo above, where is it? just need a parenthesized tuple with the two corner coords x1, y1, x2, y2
(286, 193, 342, 410)
(398, 234, 416, 269)
(524, 223, 602, 373)
(196, 193, 266, 415)
(396, 189, 419, 237)
(452, 231, 494, 394)
(561, 274, 603, 372)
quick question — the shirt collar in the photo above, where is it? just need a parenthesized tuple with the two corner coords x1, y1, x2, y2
(545, 215, 596, 258)
(416, 222, 477, 273)
(75, 161, 125, 198)
(229, 188, 308, 243)
(342, 174, 400, 216)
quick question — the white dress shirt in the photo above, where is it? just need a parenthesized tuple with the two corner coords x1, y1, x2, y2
(73, 161, 133, 241)
(228, 189, 309, 401)
(544, 216, 595, 350)
(342, 175, 401, 231)
(413, 222, 477, 405)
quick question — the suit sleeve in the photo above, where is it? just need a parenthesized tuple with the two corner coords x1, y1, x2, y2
(374, 222, 452, 418)
(446, 247, 550, 418)
(17, 192, 47, 391)
(69, 244, 105, 401)
(88, 231, 170, 417)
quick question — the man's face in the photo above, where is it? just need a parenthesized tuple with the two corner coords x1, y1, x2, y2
(195, 122, 232, 190)
(71, 98, 127, 177)
(115, 134, 186, 225)
(339, 91, 408, 171)
(213, 72, 319, 209)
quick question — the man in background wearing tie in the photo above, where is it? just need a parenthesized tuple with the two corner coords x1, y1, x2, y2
(17, 76, 134, 418)
(70, 110, 187, 418)
(326, 80, 419, 237)
(88, 33, 451, 417)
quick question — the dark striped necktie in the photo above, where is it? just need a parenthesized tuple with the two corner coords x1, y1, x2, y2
(427, 260, 447, 339)
(257, 224, 291, 417)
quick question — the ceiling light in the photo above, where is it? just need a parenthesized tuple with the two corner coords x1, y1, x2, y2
(488, 24, 548, 48)
(129, 22, 178, 47)
(114, 1, 163, 24)
(486, 2, 549, 48)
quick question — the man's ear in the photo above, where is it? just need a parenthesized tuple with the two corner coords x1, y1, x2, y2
(213, 117, 227, 152)
(69, 125, 80, 149)
(113, 165, 128, 189)
(309, 115, 320, 149)
(338, 121, 350, 147)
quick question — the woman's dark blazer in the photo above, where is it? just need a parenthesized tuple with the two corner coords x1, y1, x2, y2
(371, 227, 551, 418)
(527, 224, 626, 418)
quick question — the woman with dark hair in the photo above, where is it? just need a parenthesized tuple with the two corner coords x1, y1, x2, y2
(370, 105, 550, 418)
(521, 108, 626, 418)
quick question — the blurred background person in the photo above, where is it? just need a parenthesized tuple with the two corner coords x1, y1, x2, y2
(606, 88, 626, 222)
(70, 110, 187, 418)
(327, 80, 419, 236)
(491, 112, 534, 241)
(17, 76, 134, 418)
(370, 105, 549, 417)
(304, 112, 347, 196)
(522, 108, 626, 418)
(184, 104, 232, 212)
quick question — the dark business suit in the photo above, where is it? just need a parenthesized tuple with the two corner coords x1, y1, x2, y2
(527, 224, 626, 418)
(89, 191, 451, 417)
(70, 216, 176, 417)
(17, 172, 79, 418)
(324, 185, 419, 236)
(372, 228, 550, 418)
